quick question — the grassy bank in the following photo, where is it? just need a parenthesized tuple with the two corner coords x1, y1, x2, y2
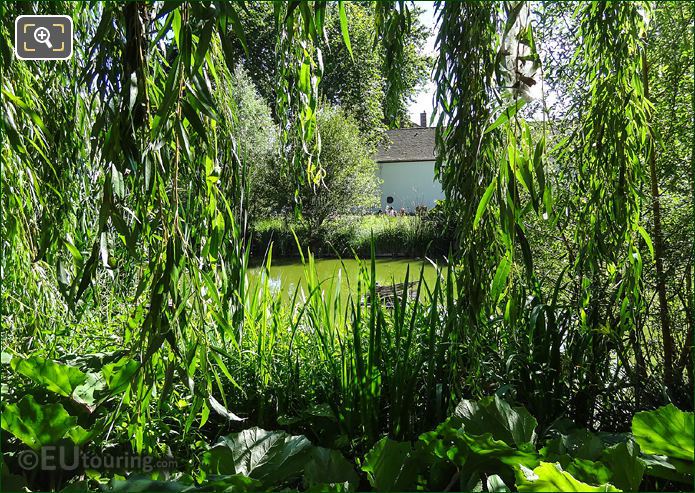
(250, 214, 454, 258)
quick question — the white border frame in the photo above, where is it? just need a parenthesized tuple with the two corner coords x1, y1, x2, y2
(14, 15, 73, 61)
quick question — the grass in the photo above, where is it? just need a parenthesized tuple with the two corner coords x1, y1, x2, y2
(251, 213, 453, 258)
(222, 245, 458, 451)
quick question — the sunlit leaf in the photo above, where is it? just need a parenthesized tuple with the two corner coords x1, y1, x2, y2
(11, 355, 87, 397)
(515, 462, 621, 492)
(1, 395, 77, 450)
(474, 178, 497, 230)
(338, 1, 353, 59)
(486, 99, 526, 134)
(102, 358, 139, 393)
(632, 404, 694, 462)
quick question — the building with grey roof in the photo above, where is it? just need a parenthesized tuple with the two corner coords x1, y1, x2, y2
(374, 112, 444, 212)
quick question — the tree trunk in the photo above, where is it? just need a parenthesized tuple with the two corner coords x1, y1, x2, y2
(641, 49, 675, 392)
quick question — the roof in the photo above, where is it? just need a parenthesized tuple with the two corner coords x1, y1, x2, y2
(374, 127, 437, 163)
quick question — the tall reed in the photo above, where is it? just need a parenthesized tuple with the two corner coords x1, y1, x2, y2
(223, 241, 459, 451)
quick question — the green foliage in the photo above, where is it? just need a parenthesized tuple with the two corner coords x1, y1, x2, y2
(360, 438, 420, 491)
(354, 397, 675, 492)
(321, 2, 390, 144)
(374, 1, 428, 127)
(642, 0, 694, 398)
(10, 355, 87, 398)
(632, 404, 694, 461)
(255, 106, 379, 232)
(631, 404, 694, 484)
(101, 358, 139, 393)
(226, 66, 277, 168)
(433, 0, 503, 321)
(565, 458, 613, 487)
(2, 361, 692, 493)
(225, 2, 430, 141)
(303, 448, 359, 489)
(515, 462, 621, 492)
(0, 2, 692, 492)
(453, 395, 538, 449)
(1, 395, 79, 450)
(202, 427, 314, 486)
(421, 418, 539, 487)
(600, 442, 645, 492)
(251, 214, 452, 258)
(570, 1, 650, 330)
(201, 427, 358, 490)
(538, 429, 647, 490)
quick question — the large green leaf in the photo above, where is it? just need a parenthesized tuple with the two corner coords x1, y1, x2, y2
(600, 441, 645, 491)
(361, 437, 419, 492)
(515, 462, 621, 492)
(419, 418, 538, 490)
(303, 448, 358, 489)
(561, 430, 604, 461)
(201, 427, 314, 487)
(1, 395, 77, 450)
(639, 453, 692, 484)
(632, 404, 694, 462)
(11, 355, 87, 397)
(420, 419, 538, 470)
(101, 358, 139, 393)
(454, 395, 537, 448)
(565, 458, 612, 486)
(541, 428, 604, 462)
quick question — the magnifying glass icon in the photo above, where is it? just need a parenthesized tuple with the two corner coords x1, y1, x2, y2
(33, 26, 53, 49)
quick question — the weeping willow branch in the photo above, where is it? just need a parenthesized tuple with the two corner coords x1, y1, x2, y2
(566, 0, 652, 425)
(274, 1, 326, 201)
(374, 0, 412, 126)
(571, 1, 651, 329)
(433, 1, 499, 313)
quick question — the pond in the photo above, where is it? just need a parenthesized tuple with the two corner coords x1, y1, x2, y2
(248, 257, 443, 302)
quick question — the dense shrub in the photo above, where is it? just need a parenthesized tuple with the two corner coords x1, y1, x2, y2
(252, 106, 380, 235)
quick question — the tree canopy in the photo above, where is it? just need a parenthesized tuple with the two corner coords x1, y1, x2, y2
(223, 1, 430, 144)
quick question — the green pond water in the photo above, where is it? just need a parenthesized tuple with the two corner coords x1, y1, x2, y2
(248, 258, 441, 302)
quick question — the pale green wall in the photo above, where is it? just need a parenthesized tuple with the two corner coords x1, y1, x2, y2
(378, 160, 444, 211)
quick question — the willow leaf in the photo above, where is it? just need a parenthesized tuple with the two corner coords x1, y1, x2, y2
(192, 19, 214, 75)
(338, 1, 353, 59)
(637, 226, 654, 258)
(486, 99, 526, 134)
(474, 178, 497, 230)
